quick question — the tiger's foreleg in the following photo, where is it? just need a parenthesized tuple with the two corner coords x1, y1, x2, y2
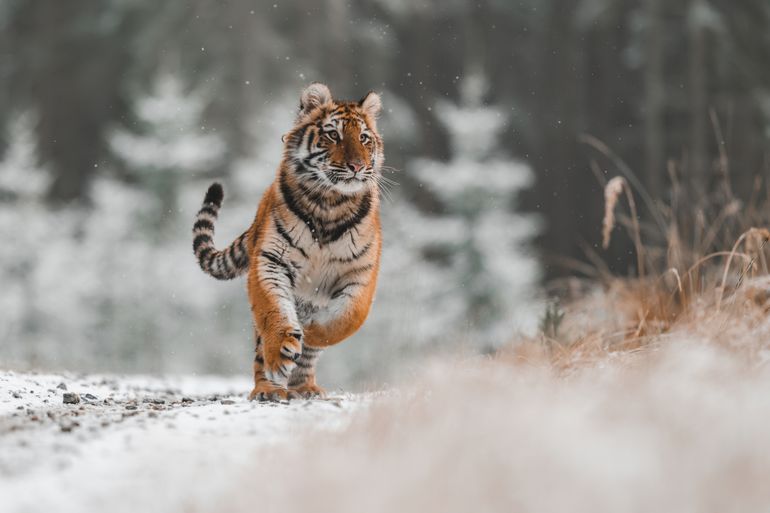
(247, 249, 304, 401)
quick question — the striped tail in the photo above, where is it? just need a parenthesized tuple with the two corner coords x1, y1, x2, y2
(192, 183, 250, 280)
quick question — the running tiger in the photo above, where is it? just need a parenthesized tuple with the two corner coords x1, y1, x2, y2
(192, 83, 383, 401)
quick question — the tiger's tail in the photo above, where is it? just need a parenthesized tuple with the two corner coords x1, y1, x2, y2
(192, 183, 250, 280)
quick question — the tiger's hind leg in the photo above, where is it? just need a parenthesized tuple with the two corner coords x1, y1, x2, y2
(248, 334, 301, 402)
(288, 345, 326, 398)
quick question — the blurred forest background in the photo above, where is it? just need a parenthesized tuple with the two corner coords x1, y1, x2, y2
(1, 0, 769, 387)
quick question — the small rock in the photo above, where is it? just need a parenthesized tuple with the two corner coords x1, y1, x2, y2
(83, 393, 98, 401)
(60, 422, 78, 433)
(63, 393, 80, 405)
(181, 397, 194, 404)
(125, 405, 138, 411)
(220, 399, 235, 405)
(57, 383, 68, 391)
(11, 392, 21, 399)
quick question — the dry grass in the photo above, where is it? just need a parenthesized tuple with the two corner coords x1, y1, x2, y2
(534, 135, 770, 373)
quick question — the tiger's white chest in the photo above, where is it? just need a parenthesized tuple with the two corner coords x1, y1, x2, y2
(291, 238, 357, 325)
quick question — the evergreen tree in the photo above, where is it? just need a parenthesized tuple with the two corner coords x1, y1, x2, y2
(364, 75, 541, 355)
(110, 72, 225, 232)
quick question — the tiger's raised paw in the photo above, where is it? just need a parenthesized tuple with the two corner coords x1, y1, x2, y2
(263, 331, 303, 386)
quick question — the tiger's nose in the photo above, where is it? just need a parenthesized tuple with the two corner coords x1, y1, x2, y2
(347, 161, 365, 173)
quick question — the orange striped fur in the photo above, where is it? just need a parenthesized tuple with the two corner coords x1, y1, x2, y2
(192, 83, 383, 401)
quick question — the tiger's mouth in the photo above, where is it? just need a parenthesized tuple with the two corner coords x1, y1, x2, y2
(326, 169, 370, 184)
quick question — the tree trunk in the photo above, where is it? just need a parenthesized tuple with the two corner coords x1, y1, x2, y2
(688, 2, 709, 198)
(644, 0, 665, 200)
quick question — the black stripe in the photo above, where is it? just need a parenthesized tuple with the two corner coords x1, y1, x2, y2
(331, 240, 373, 263)
(327, 264, 373, 295)
(206, 252, 217, 272)
(280, 173, 317, 233)
(193, 234, 212, 252)
(306, 130, 316, 152)
(323, 192, 372, 243)
(296, 179, 354, 209)
(303, 149, 327, 162)
(331, 281, 363, 299)
(219, 251, 233, 276)
(238, 233, 249, 254)
(297, 355, 317, 365)
(294, 160, 315, 175)
(232, 236, 249, 269)
(198, 206, 218, 217)
(193, 219, 215, 231)
(197, 246, 213, 262)
(260, 251, 296, 288)
(292, 124, 309, 148)
(275, 219, 308, 259)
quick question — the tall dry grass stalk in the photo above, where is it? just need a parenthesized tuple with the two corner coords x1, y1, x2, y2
(602, 176, 645, 277)
(541, 133, 770, 372)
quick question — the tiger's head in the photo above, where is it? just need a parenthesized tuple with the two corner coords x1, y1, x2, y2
(283, 83, 383, 195)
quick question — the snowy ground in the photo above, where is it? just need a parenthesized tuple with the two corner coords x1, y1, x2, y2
(0, 372, 359, 513)
(3, 338, 770, 513)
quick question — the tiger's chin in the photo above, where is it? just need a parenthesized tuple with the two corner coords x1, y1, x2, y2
(332, 178, 370, 195)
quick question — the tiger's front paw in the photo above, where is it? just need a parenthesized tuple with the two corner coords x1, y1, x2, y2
(263, 330, 303, 386)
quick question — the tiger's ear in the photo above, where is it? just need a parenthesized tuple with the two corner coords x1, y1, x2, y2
(299, 83, 332, 115)
(359, 91, 382, 119)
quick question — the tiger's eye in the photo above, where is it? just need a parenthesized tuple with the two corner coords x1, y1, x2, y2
(326, 131, 339, 142)
(360, 133, 370, 143)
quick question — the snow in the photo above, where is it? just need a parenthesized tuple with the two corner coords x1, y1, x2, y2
(3, 337, 770, 513)
(0, 371, 360, 513)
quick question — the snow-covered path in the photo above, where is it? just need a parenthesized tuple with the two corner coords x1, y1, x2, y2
(0, 372, 358, 513)
(6, 343, 770, 513)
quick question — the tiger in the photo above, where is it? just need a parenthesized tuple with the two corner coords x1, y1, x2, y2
(192, 83, 384, 401)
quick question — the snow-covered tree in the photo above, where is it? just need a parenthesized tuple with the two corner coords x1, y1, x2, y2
(110, 72, 226, 232)
(388, 75, 540, 347)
